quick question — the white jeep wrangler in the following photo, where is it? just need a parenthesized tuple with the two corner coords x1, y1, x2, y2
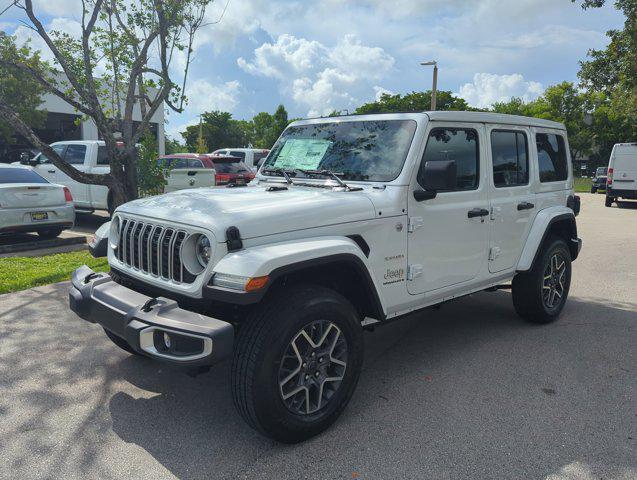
(70, 111, 582, 443)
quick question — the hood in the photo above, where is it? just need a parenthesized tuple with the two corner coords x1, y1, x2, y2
(117, 184, 376, 241)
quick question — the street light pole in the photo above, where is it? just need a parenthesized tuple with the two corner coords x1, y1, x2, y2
(420, 61, 438, 111)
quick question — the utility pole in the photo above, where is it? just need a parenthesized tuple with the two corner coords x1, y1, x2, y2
(420, 61, 438, 111)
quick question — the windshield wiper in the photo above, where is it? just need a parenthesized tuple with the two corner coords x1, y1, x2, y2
(262, 167, 294, 184)
(298, 169, 361, 191)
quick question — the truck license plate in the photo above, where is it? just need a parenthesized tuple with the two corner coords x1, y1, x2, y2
(31, 212, 49, 221)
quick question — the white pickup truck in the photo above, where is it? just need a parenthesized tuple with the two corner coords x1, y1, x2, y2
(20, 141, 215, 214)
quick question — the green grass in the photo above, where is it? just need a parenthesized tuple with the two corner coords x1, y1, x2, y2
(574, 177, 593, 193)
(0, 250, 108, 295)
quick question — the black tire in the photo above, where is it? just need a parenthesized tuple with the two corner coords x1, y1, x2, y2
(512, 236, 572, 324)
(37, 227, 63, 239)
(605, 195, 613, 207)
(231, 284, 364, 443)
(590, 186, 597, 194)
(103, 328, 141, 355)
(107, 191, 115, 217)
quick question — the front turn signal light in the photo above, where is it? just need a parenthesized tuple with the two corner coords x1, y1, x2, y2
(245, 276, 269, 292)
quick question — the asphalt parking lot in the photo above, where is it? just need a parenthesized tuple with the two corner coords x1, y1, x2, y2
(0, 193, 635, 480)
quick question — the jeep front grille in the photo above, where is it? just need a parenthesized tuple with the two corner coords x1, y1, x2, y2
(116, 219, 194, 284)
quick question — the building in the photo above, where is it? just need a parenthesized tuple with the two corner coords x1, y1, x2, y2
(1, 83, 165, 163)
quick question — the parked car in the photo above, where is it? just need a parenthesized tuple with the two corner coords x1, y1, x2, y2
(159, 153, 255, 187)
(605, 143, 637, 207)
(212, 148, 269, 171)
(590, 167, 607, 193)
(70, 111, 581, 443)
(15, 140, 113, 214)
(0, 164, 74, 238)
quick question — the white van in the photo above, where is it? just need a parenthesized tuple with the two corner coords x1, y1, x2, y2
(606, 143, 637, 207)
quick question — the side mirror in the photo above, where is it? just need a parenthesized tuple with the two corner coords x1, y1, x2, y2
(19, 152, 30, 165)
(28, 158, 38, 167)
(413, 160, 457, 202)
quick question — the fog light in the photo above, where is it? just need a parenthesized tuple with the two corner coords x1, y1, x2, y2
(163, 332, 172, 349)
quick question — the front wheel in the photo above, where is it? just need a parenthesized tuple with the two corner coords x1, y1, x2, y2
(605, 195, 614, 207)
(231, 285, 364, 443)
(512, 237, 572, 324)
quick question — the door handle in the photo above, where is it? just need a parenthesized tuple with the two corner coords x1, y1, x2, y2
(517, 201, 535, 211)
(468, 208, 489, 218)
(47, 170, 56, 173)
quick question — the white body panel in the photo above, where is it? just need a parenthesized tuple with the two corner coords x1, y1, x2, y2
(108, 111, 577, 320)
(608, 143, 637, 192)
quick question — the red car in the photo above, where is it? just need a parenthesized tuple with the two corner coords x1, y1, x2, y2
(157, 153, 255, 186)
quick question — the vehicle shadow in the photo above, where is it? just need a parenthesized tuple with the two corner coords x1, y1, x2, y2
(104, 291, 637, 480)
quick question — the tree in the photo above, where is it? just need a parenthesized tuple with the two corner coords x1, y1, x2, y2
(355, 91, 472, 114)
(0, 0, 213, 208)
(0, 34, 46, 143)
(182, 111, 248, 152)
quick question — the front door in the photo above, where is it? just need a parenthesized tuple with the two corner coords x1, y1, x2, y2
(407, 123, 489, 295)
(33, 144, 66, 184)
(56, 143, 89, 206)
(487, 127, 536, 273)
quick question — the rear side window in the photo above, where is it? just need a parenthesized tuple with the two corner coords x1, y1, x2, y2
(419, 127, 479, 191)
(213, 160, 251, 174)
(0, 168, 49, 184)
(253, 151, 269, 163)
(187, 159, 204, 168)
(64, 145, 87, 165)
(536, 134, 568, 182)
(491, 130, 529, 187)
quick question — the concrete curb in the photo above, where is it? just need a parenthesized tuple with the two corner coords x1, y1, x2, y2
(0, 235, 86, 255)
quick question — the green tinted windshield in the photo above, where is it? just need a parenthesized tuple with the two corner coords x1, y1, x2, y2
(263, 119, 417, 182)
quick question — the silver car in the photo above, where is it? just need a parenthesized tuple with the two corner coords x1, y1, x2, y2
(0, 164, 75, 238)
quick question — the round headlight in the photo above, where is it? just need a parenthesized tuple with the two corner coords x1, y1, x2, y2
(110, 216, 121, 249)
(196, 235, 212, 267)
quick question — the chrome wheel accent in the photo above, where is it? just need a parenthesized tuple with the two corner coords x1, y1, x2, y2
(278, 320, 348, 415)
(542, 253, 566, 309)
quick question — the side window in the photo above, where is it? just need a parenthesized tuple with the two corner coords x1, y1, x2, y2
(39, 144, 66, 164)
(491, 130, 529, 187)
(64, 145, 87, 165)
(418, 127, 479, 191)
(171, 158, 188, 169)
(536, 133, 568, 182)
(97, 146, 110, 165)
(187, 159, 204, 168)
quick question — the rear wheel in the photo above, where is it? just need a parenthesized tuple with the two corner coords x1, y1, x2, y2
(37, 227, 63, 239)
(512, 236, 571, 324)
(590, 186, 597, 194)
(605, 195, 613, 207)
(103, 328, 141, 355)
(231, 285, 364, 443)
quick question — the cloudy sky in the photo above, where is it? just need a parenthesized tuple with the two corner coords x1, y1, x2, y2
(0, 0, 625, 141)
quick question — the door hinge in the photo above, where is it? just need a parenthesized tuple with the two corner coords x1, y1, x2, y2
(407, 264, 423, 280)
(489, 246, 501, 261)
(408, 216, 423, 232)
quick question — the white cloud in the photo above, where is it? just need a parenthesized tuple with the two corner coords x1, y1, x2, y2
(457, 73, 544, 108)
(185, 79, 241, 114)
(239, 34, 395, 116)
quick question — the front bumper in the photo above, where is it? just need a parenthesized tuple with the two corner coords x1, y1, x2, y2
(69, 265, 234, 366)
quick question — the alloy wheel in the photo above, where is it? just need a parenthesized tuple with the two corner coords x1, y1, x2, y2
(278, 320, 348, 415)
(542, 253, 566, 309)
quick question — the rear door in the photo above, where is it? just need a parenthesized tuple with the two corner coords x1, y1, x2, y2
(612, 145, 637, 192)
(487, 127, 536, 273)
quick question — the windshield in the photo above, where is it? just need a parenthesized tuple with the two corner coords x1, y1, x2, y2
(596, 167, 607, 176)
(262, 119, 417, 182)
